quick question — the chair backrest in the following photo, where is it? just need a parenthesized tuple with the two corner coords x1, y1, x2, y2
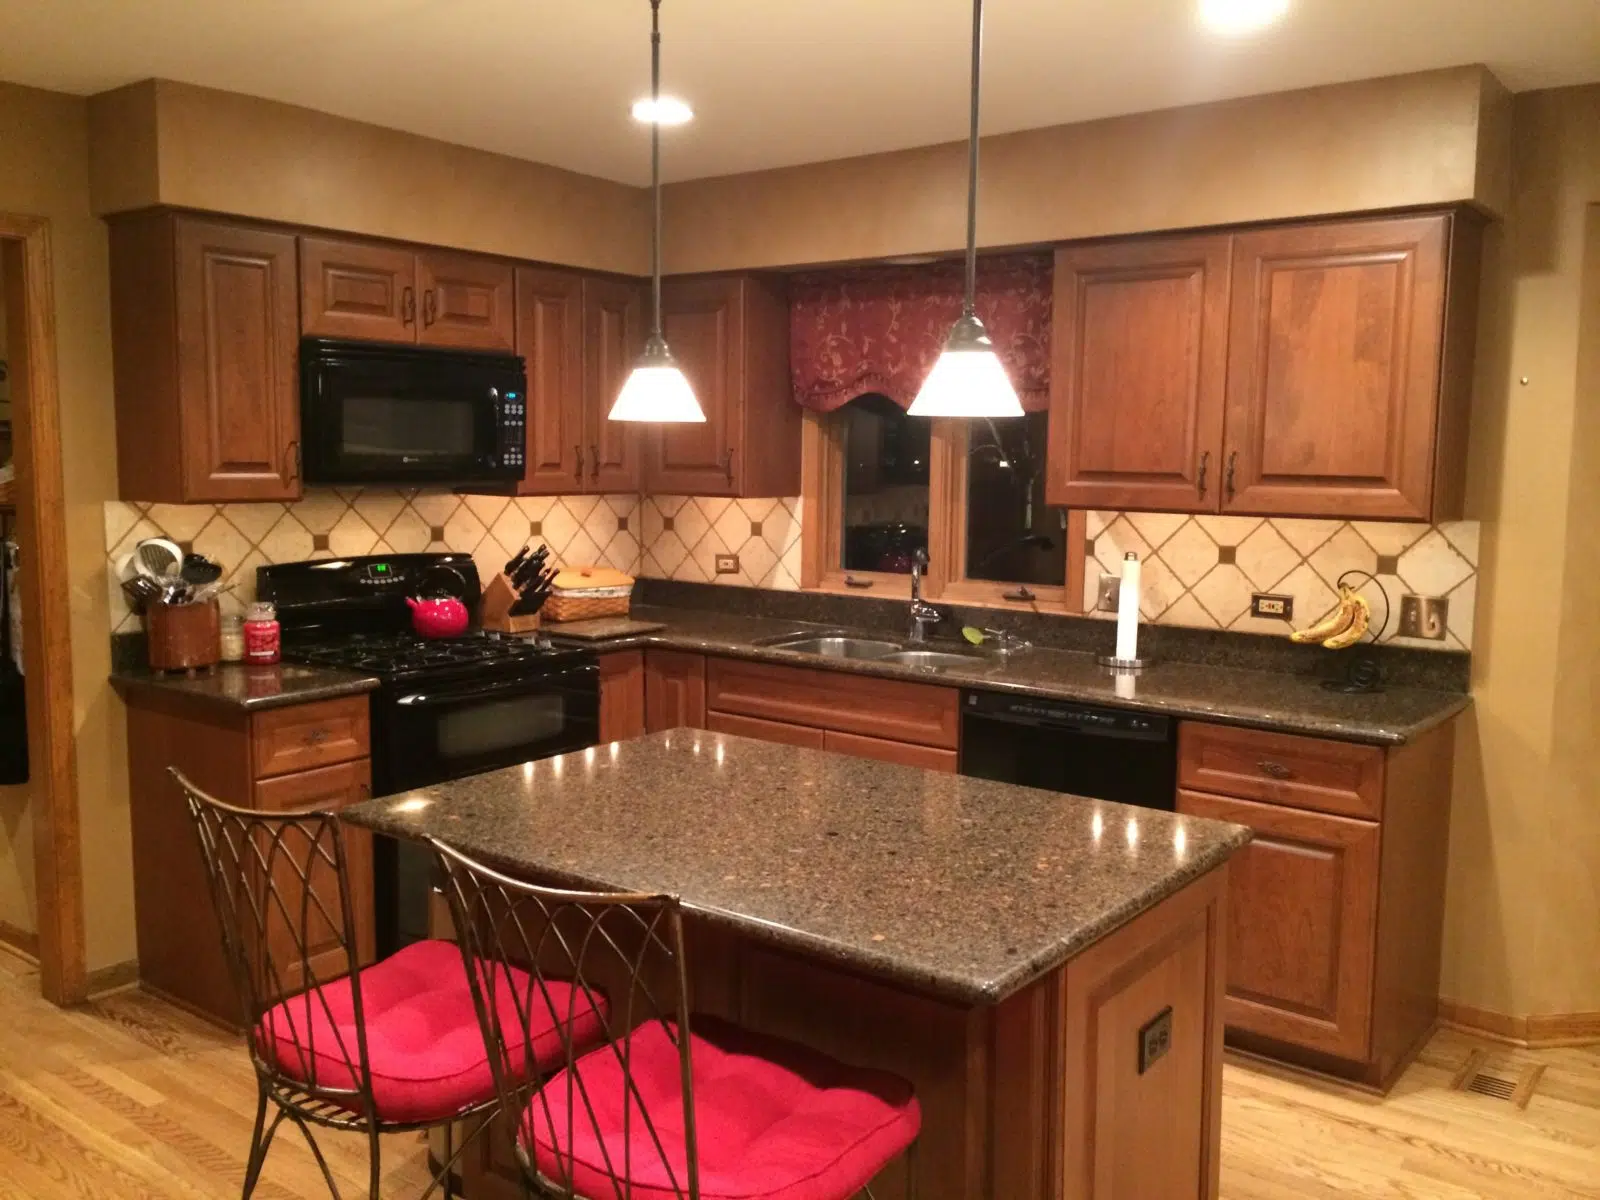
(171, 768, 376, 1118)
(431, 837, 700, 1200)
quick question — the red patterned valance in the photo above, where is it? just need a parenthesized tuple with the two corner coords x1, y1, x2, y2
(790, 253, 1052, 413)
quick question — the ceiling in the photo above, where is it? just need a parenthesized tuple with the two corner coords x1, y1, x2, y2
(1, 0, 1596, 186)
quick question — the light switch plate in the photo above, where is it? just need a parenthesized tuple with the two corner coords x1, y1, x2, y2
(1398, 594, 1448, 639)
(714, 553, 741, 576)
(1097, 573, 1121, 612)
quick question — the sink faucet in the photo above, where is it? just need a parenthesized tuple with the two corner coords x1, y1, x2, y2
(908, 549, 941, 643)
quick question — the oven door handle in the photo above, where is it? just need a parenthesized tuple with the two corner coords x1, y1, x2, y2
(393, 668, 597, 708)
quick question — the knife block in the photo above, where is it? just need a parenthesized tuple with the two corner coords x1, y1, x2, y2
(480, 573, 542, 635)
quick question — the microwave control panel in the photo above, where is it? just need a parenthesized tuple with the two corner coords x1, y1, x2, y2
(494, 387, 526, 471)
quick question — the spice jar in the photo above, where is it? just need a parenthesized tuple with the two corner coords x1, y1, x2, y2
(219, 615, 245, 663)
(243, 601, 281, 665)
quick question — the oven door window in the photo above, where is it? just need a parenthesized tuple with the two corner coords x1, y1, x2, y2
(383, 668, 600, 789)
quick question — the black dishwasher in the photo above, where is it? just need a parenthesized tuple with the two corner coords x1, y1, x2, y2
(958, 691, 1177, 810)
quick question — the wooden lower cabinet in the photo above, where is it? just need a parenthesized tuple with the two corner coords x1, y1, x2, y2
(120, 685, 376, 1027)
(822, 729, 958, 773)
(644, 649, 707, 732)
(706, 709, 825, 749)
(705, 657, 960, 749)
(1177, 788, 1378, 1061)
(597, 650, 646, 743)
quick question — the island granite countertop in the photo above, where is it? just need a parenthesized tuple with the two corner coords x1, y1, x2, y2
(111, 662, 380, 713)
(546, 606, 1470, 745)
(344, 730, 1251, 1006)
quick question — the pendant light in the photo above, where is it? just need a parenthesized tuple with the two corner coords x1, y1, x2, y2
(908, 0, 1023, 419)
(609, 0, 705, 423)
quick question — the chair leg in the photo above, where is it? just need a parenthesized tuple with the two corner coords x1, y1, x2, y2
(905, 1139, 918, 1200)
(240, 1085, 271, 1200)
(368, 1127, 382, 1199)
(441, 1122, 455, 1200)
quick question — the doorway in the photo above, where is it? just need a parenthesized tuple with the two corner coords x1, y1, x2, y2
(0, 216, 85, 1004)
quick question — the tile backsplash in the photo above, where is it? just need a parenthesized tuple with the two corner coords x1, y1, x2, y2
(105, 491, 1476, 652)
(1083, 511, 1479, 651)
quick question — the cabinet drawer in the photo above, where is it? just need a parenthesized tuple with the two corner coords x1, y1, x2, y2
(706, 711, 826, 750)
(251, 697, 371, 779)
(1178, 722, 1383, 819)
(822, 730, 958, 774)
(707, 658, 959, 749)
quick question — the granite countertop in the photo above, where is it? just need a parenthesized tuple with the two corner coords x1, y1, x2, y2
(111, 662, 380, 712)
(345, 731, 1251, 1005)
(557, 606, 1470, 745)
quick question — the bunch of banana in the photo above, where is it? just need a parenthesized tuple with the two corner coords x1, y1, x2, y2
(1290, 584, 1371, 649)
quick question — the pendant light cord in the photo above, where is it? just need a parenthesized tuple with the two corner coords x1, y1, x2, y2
(963, 0, 982, 317)
(650, 0, 664, 340)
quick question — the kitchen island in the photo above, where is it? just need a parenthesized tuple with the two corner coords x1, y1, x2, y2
(346, 730, 1252, 1200)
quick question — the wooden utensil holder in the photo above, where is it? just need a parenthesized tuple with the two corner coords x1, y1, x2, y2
(147, 599, 221, 673)
(480, 574, 543, 635)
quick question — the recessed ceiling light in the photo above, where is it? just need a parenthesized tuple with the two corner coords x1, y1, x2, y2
(631, 96, 693, 125)
(1197, 0, 1290, 36)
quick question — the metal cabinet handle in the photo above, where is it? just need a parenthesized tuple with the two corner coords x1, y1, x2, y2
(1197, 450, 1210, 498)
(723, 447, 735, 484)
(1002, 586, 1037, 602)
(1257, 759, 1293, 780)
(422, 289, 437, 326)
(1225, 450, 1239, 500)
(283, 440, 301, 486)
(401, 287, 415, 326)
(574, 445, 585, 480)
(843, 575, 874, 589)
(590, 444, 601, 481)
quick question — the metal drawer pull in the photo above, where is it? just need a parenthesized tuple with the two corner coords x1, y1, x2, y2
(1257, 759, 1293, 780)
(305, 728, 329, 746)
(843, 575, 874, 589)
(1197, 450, 1209, 498)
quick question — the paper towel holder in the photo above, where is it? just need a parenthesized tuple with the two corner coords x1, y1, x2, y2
(1097, 654, 1149, 672)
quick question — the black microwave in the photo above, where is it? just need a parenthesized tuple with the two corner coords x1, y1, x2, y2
(299, 338, 527, 486)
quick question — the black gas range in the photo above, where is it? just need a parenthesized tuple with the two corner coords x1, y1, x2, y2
(258, 553, 600, 951)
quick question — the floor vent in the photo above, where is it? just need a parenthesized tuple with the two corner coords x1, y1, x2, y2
(1450, 1049, 1545, 1110)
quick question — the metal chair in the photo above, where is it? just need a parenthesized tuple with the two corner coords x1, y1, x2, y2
(174, 768, 548, 1199)
(431, 836, 922, 1200)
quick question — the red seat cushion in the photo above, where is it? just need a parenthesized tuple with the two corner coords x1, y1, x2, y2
(258, 939, 607, 1124)
(524, 1015, 920, 1200)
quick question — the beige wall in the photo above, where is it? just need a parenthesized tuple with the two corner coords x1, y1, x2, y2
(88, 80, 650, 277)
(1443, 85, 1600, 1018)
(663, 66, 1505, 273)
(0, 82, 130, 971)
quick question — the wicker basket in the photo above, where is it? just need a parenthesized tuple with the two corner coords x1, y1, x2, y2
(543, 566, 633, 624)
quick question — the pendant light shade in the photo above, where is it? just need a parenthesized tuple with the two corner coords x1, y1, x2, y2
(610, 0, 704, 424)
(908, 0, 1021, 420)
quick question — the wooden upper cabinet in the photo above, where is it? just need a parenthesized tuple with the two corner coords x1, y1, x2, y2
(647, 275, 800, 498)
(516, 267, 586, 492)
(111, 212, 300, 503)
(584, 276, 645, 493)
(1222, 214, 1458, 520)
(1047, 234, 1232, 512)
(417, 250, 515, 351)
(300, 236, 417, 343)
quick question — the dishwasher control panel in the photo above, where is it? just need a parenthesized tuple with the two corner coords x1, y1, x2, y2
(961, 691, 1171, 740)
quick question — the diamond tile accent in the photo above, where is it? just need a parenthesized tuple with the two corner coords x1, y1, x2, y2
(1159, 521, 1220, 588)
(1234, 523, 1300, 590)
(1125, 512, 1189, 550)
(1397, 529, 1474, 597)
(1191, 564, 1255, 627)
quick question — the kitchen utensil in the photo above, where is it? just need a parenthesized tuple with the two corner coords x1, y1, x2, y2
(406, 565, 470, 639)
(181, 553, 224, 585)
(504, 544, 530, 576)
(136, 537, 184, 580)
(121, 575, 164, 611)
(147, 598, 221, 672)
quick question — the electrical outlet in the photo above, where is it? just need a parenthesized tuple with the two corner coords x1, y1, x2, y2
(1398, 594, 1448, 640)
(1250, 593, 1294, 620)
(1097, 573, 1121, 612)
(714, 553, 741, 576)
(1138, 1006, 1173, 1075)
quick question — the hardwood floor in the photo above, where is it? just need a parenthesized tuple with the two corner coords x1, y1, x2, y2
(1, 945, 1595, 1197)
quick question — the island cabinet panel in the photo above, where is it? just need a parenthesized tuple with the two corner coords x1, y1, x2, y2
(123, 689, 375, 1028)
(1178, 721, 1384, 820)
(823, 729, 958, 773)
(1178, 789, 1378, 1062)
(300, 236, 417, 343)
(1047, 233, 1232, 512)
(110, 212, 301, 503)
(1221, 214, 1454, 520)
(596, 650, 646, 743)
(705, 657, 960, 749)
(414, 249, 515, 351)
(706, 709, 826, 749)
(643, 648, 707, 732)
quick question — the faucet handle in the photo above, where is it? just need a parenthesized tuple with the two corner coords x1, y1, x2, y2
(982, 627, 1030, 652)
(913, 547, 929, 568)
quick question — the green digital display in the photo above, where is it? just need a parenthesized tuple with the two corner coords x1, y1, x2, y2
(372, 564, 389, 574)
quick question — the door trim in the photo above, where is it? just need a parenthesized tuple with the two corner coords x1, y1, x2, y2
(1, 212, 86, 1004)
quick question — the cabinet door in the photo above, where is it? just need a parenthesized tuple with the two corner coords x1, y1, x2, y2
(648, 277, 743, 496)
(253, 759, 376, 997)
(583, 277, 644, 492)
(707, 710, 826, 750)
(517, 267, 586, 492)
(1176, 789, 1378, 1061)
(1221, 215, 1449, 519)
(417, 250, 516, 351)
(644, 649, 707, 733)
(175, 219, 301, 501)
(597, 650, 646, 743)
(822, 730, 958, 773)
(299, 236, 417, 343)
(1047, 235, 1231, 512)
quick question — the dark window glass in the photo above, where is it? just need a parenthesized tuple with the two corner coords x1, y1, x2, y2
(839, 393, 929, 574)
(965, 412, 1065, 585)
(343, 394, 476, 459)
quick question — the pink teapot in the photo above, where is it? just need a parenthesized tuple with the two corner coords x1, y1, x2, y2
(406, 566, 470, 638)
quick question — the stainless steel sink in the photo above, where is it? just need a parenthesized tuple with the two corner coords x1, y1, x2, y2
(878, 650, 982, 670)
(768, 636, 904, 659)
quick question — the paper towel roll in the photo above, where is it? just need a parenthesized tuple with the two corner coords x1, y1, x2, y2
(1115, 552, 1141, 662)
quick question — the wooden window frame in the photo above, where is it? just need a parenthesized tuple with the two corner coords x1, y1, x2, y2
(801, 408, 1087, 614)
